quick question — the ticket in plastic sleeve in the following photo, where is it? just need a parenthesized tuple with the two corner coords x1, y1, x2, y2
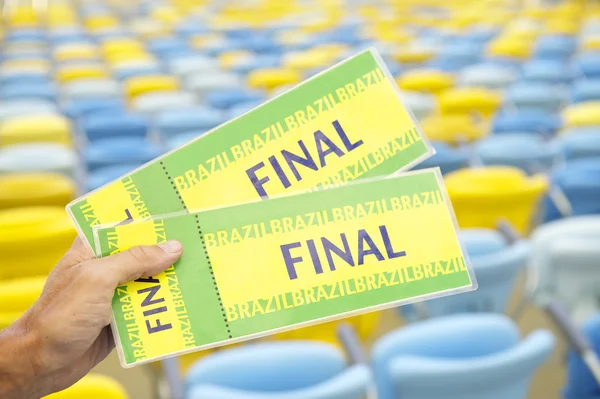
(68, 48, 434, 250)
(93, 169, 475, 367)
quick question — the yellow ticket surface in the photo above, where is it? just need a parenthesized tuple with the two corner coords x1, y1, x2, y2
(94, 169, 475, 367)
(68, 49, 433, 248)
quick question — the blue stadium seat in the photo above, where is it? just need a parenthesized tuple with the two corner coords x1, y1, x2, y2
(82, 113, 148, 141)
(559, 128, 600, 161)
(156, 107, 227, 138)
(544, 160, 600, 221)
(85, 137, 162, 171)
(372, 314, 554, 399)
(492, 110, 561, 137)
(411, 141, 469, 175)
(475, 134, 560, 173)
(185, 341, 371, 399)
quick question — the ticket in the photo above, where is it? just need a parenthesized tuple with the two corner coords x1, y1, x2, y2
(68, 48, 433, 249)
(93, 169, 476, 367)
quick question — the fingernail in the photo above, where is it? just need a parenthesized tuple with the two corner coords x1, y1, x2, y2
(158, 240, 183, 254)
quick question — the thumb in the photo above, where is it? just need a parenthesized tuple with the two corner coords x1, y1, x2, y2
(92, 241, 183, 286)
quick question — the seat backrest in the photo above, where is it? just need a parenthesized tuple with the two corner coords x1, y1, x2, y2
(547, 239, 600, 322)
(372, 314, 554, 399)
(187, 364, 371, 399)
(186, 341, 347, 392)
(387, 330, 554, 399)
(530, 216, 600, 308)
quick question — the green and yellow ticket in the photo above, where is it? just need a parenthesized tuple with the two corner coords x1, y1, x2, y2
(67, 48, 433, 249)
(93, 169, 475, 367)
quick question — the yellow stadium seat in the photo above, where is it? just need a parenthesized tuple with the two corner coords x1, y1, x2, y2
(5, 7, 39, 27)
(445, 166, 548, 235)
(56, 64, 108, 83)
(0, 207, 76, 279)
(374, 27, 412, 43)
(47, 4, 76, 23)
(392, 48, 434, 64)
(247, 68, 302, 91)
(0, 173, 76, 209)
(124, 75, 180, 100)
(106, 52, 156, 66)
(563, 101, 600, 127)
(523, 6, 552, 18)
(0, 115, 72, 146)
(312, 44, 349, 60)
(273, 312, 380, 344)
(439, 87, 502, 119)
(0, 276, 45, 329)
(85, 15, 119, 31)
(47, 12, 77, 27)
(44, 374, 128, 399)
(396, 70, 455, 95)
(101, 39, 146, 58)
(581, 35, 600, 51)
(283, 50, 338, 72)
(545, 19, 579, 35)
(54, 44, 99, 62)
(487, 38, 533, 59)
(421, 114, 485, 144)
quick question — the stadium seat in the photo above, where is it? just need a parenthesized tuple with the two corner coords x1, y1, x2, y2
(421, 114, 485, 144)
(544, 160, 600, 221)
(445, 166, 548, 234)
(372, 314, 554, 399)
(0, 172, 76, 209)
(475, 134, 560, 173)
(0, 114, 72, 146)
(156, 107, 227, 138)
(0, 206, 76, 279)
(82, 113, 148, 141)
(0, 143, 76, 177)
(85, 137, 163, 171)
(505, 82, 568, 113)
(411, 141, 469, 175)
(0, 276, 45, 329)
(492, 110, 562, 137)
(61, 79, 121, 100)
(563, 101, 600, 127)
(530, 216, 600, 322)
(132, 91, 198, 114)
(45, 374, 128, 399)
(185, 341, 371, 399)
(559, 128, 600, 160)
(457, 63, 517, 90)
(438, 87, 502, 118)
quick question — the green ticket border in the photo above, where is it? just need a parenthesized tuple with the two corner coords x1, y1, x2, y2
(67, 47, 435, 251)
(93, 168, 477, 367)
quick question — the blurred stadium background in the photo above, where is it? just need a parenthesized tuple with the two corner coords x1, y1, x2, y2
(1, 0, 600, 397)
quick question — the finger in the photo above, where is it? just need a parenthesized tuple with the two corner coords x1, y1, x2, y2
(57, 236, 96, 268)
(90, 241, 183, 286)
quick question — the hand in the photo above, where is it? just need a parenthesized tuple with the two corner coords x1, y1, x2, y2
(0, 238, 183, 399)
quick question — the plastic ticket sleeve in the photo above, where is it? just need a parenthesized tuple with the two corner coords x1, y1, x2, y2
(93, 168, 476, 367)
(69, 48, 434, 249)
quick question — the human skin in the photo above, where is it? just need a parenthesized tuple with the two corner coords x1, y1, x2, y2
(0, 238, 183, 399)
